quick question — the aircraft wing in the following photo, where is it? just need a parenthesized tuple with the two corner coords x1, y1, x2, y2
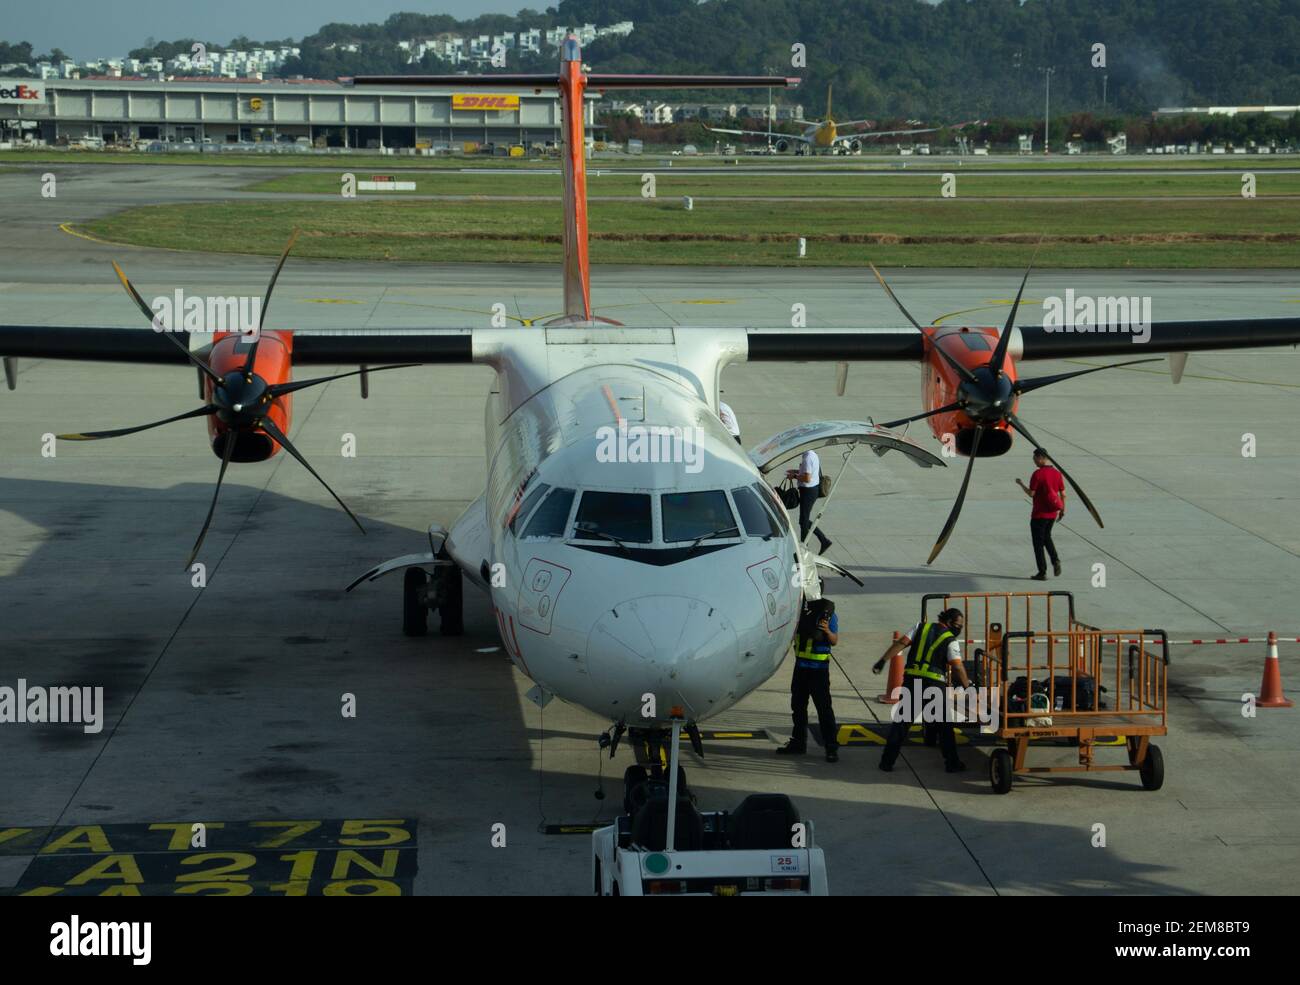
(743, 318, 1300, 362)
(834, 117, 982, 142)
(703, 124, 809, 143)
(0, 326, 475, 369)
(833, 124, 940, 140)
(7, 318, 1300, 370)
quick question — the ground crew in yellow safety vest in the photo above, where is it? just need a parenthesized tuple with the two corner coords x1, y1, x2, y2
(872, 608, 972, 773)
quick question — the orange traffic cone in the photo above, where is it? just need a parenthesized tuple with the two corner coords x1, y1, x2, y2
(878, 631, 904, 704)
(1257, 631, 1293, 709)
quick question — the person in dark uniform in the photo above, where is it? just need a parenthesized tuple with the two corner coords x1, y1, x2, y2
(873, 607, 971, 774)
(777, 595, 840, 762)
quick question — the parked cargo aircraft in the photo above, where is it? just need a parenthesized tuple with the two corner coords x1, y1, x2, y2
(705, 84, 960, 154)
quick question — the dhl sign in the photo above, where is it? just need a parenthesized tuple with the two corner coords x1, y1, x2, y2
(453, 94, 520, 111)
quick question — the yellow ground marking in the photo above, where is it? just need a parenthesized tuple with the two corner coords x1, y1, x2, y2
(676, 299, 737, 305)
(931, 299, 1045, 325)
(58, 222, 116, 245)
(40, 824, 112, 854)
(303, 298, 365, 305)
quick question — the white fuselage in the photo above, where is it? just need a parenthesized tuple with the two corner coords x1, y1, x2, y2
(444, 328, 804, 727)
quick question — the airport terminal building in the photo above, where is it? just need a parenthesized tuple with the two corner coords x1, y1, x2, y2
(2, 77, 594, 150)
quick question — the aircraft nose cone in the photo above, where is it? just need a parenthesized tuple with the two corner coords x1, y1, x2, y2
(588, 595, 738, 718)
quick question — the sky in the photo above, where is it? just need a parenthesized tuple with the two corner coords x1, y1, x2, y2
(5, 1, 524, 61)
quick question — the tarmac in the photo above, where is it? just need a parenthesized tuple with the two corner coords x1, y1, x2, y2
(1, 162, 1298, 895)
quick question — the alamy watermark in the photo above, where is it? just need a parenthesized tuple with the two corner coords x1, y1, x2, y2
(149, 290, 262, 337)
(1042, 290, 1152, 344)
(888, 681, 1001, 731)
(50, 916, 150, 965)
(0, 680, 104, 734)
(595, 421, 704, 474)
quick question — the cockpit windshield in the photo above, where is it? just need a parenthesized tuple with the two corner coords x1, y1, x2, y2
(731, 485, 781, 539)
(522, 487, 575, 539)
(573, 491, 653, 543)
(661, 490, 739, 543)
(753, 481, 791, 534)
(509, 481, 550, 534)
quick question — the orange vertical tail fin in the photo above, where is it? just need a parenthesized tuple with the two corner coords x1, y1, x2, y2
(559, 37, 592, 321)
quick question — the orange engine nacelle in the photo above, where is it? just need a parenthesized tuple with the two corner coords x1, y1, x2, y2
(921, 325, 1019, 457)
(204, 330, 294, 461)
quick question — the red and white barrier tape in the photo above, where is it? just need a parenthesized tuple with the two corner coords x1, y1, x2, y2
(956, 636, 1298, 646)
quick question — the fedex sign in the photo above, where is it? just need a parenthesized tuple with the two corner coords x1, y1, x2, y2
(0, 81, 45, 104)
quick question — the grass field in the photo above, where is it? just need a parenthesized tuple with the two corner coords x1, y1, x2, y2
(78, 194, 1300, 267)
(247, 168, 1300, 199)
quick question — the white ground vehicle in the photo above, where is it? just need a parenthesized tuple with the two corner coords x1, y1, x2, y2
(592, 720, 830, 896)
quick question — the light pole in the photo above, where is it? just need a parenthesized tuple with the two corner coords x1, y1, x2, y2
(765, 64, 775, 150)
(1013, 50, 1022, 111)
(1039, 66, 1055, 154)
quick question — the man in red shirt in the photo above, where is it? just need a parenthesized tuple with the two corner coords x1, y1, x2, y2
(1016, 448, 1065, 581)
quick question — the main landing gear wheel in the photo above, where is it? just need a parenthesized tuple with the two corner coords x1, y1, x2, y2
(989, 748, 1014, 794)
(1139, 744, 1164, 791)
(402, 568, 428, 637)
(433, 549, 464, 636)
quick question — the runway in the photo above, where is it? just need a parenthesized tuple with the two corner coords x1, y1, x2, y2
(1, 162, 1298, 895)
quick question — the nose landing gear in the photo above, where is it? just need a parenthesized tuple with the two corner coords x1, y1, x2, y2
(620, 725, 700, 814)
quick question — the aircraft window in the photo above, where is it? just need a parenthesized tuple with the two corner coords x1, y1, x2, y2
(731, 486, 781, 539)
(509, 482, 550, 534)
(959, 333, 991, 351)
(753, 482, 791, 534)
(573, 491, 653, 543)
(523, 487, 575, 539)
(661, 490, 739, 543)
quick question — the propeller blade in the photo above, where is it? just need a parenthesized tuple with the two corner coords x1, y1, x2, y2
(879, 400, 964, 430)
(186, 429, 237, 569)
(257, 416, 366, 536)
(835, 361, 849, 397)
(867, 262, 925, 331)
(268, 363, 419, 398)
(1014, 358, 1161, 396)
(111, 261, 224, 386)
(989, 241, 1042, 379)
(243, 228, 301, 375)
(1006, 413, 1103, 528)
(60, 405, 217, 441)
(927, 425, 983, 565)
(868, 262, 978, 384)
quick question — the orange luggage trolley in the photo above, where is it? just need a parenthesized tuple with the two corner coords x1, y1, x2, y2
(921, 592, 1169, 793)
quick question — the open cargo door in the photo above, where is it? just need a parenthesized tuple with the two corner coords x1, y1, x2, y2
(748, 421, 946, 593)
(749, 420, 945, 477)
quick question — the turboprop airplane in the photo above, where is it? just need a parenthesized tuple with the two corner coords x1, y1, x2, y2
(4, 37, 1300, 767)
(705, 84, 958, 155)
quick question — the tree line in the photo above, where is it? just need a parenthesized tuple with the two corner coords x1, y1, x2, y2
(4, 0, 1297, 118)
